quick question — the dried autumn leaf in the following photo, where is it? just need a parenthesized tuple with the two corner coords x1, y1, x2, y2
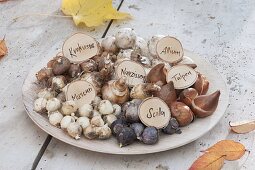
(205, 140, 245, 161)
(0, 37, 8, 58)
(61, 0, 131, 27)
(189, 153, 225, 170)
(229, 119, 255, 134)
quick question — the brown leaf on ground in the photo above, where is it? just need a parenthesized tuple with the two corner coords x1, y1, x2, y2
(0, 37, 8, 58)
(229, 119, 255, 134)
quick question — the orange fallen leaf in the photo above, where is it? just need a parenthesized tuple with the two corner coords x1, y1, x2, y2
(189, 153, 225, 170)
(205, 140, 245, 161)
(189, 140, 246, 170)
(229, 120, 255, 134)
(0, 36, 8, 58)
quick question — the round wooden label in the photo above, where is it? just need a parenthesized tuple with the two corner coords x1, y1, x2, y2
(116, 60, 146, 86)
(166, 65, 198, 89)
(62, 33, 99, 63)
(156, 36, 184, 63)
(138, 97, 171, 129)
(65, 80, 96, 108)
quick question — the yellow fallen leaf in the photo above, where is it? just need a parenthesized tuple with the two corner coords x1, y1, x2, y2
(61, 0, 131, 27)
(205, 140, 245, 161)
(189, 153, 225, 170)
(0, 37, 8, 58)
(229, 119, 255, 134)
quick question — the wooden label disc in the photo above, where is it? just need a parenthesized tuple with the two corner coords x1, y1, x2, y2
(116, 60, 146, 86)
(62, 33, 99, 63)
(166, 65, 198, 89)
(65, 80, 96, 108)
(156, 36, 184, 63)
(138, 97, 171, 129)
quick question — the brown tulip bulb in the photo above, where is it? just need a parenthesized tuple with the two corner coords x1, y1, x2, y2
(130, 83, 161, 99)
(154, 81, 177, 108)
(193, 73, 209, 95)
(191, 90, 221, 118)
(147, 63, 168, 86)
(179, 88, 198, 107)
(102, 78, 130, 104)
(170, 101, 194, 127)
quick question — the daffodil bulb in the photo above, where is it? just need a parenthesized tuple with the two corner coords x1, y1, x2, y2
(34, 97, 47, 113)
(77, 117, 90, 129)
(101, 36, 119, 53)
(48, 111, 63, 127)
(148, 35, 165, 57)
(79, 103, 93, 117)
(60, 115, 75, 131)
(67, 122, 82, 140)
(98, 100, 114, 115)
(37, 88, 55, 99)
(91, 115, 104, 127)
(103, 114, 117, 126)
(60, 101, 78, 115)
(95, 124, 112, 139)
(112, 104, 121, 117)
(115, 28, 136, 49)
(46, 98, 61, 112)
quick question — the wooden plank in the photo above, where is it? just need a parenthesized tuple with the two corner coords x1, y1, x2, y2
(37, 0, 255, 169)
(0, 0, 122, 169)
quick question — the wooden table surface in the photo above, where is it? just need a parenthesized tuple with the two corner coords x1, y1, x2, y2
(1, 0, 255, 169)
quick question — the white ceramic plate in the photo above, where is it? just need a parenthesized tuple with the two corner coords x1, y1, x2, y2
(22, 51, 229, 155)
